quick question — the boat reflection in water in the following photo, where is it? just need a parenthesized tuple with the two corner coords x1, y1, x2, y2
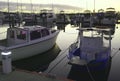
(67, 57, 111, 81)
(12, 44, 61, 72)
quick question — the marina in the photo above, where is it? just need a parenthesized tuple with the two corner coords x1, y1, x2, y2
(0, 24, 120, 81)
(0, 0, 120, 81)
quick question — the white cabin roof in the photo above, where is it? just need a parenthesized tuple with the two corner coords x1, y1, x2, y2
(77, 28, 111, 32)
(10, 25, 48, 31)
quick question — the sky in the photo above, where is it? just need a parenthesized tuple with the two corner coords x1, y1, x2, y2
(0, 0, 120, 11)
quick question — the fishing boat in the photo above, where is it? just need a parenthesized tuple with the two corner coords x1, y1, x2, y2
(67, 28, 112, 81)
(100, 7, 116, 27)
(38, 9, 56, 28)
(81, 12, 93, 27)
(68, 28, 111, 66)
(0, 25, 59, 61)
(56, 10, 70, 31)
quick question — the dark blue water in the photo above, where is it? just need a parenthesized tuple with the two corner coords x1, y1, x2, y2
(0, 24, 120, 81)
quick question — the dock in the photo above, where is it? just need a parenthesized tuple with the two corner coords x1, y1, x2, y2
(0, 66, 73, 81)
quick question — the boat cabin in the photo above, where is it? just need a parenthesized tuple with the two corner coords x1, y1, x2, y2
(39, 9, 56, 27)
(68, 28, 112, 65)
(7, 26, 54, 46)
(79, 28, 111, 61)
(105, 7, 116, 18)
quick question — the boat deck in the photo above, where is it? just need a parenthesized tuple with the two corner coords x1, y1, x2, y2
(0, 66, 73, 81)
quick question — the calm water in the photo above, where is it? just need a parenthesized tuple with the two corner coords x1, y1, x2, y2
(0, 24, 120, 81)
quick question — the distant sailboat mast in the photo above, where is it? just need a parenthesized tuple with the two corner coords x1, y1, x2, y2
(30, 0, 33, 13)
(7, 0, 9, 13)
(7, 0, 11, 28)
(86, 0, 88, 10)
(17, 0, 18, 12)
(51, 0, 54, 11)
(94, 0, 95, 13)
(20, 0, 22, 13)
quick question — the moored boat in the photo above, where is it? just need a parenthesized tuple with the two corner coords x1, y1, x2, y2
(101, 7, 116, 27)
(38, 9, 57, 28)
(0, 25, 59, 61)
(68, 28, 112, 67)
(81, 13, 93, 28)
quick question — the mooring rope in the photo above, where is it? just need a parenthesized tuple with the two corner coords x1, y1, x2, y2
(47, 54, 67, 73)
(47, 36, 79, 73)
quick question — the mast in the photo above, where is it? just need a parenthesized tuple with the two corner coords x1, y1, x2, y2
(7, 0, 11, 28)
(93, 0, 95, 13)
(20, 0, 22, 13)
(30, 0, 33, 13)
(7, 0, 9, 13)
(86, 0, 88, 10)
(17, 0, 18, 12)
(51, 0, 54, 11)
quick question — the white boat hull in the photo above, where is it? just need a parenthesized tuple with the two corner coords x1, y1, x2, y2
(0, 33, 58, 61)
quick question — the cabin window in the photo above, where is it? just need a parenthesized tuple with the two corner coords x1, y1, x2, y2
(30, 30, 41, 40)
(10, 30, 15, 38)
(16, 30, 26, 40)
(41, 29, 49, 37)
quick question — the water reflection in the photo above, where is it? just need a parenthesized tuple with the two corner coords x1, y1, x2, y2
(68, 58, 111, 81)
(12, 44, 61, 72)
